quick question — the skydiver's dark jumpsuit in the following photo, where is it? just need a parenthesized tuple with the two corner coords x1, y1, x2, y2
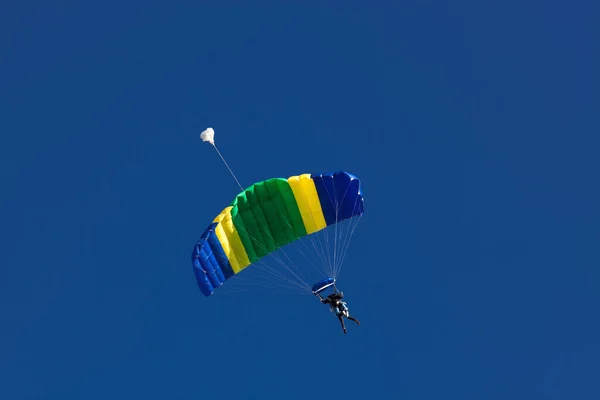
(320, 292, 360, 334)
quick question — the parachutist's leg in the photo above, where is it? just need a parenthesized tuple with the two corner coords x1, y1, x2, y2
(347, 315, 360, 325)
(338, 315, 347, 334)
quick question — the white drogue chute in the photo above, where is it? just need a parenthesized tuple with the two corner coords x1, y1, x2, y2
(200, 127, 215, 145)
(199, 127, 243, 191)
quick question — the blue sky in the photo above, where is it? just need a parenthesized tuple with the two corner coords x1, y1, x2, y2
(1, 1, 598, 399)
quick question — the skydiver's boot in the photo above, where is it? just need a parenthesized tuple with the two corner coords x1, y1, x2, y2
(338, 316, 347, 334)
(348, 316, 360, 325)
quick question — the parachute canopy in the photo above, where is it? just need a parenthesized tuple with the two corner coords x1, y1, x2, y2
(192, 171, 364, 296)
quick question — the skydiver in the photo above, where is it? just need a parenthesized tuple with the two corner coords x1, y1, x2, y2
(316, 291, 360, 334)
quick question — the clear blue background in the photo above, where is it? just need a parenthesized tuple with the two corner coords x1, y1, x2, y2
(1, 1, 598, 399)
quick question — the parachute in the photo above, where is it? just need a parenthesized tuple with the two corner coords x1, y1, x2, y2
(191, 171, 364, 296)
(200, 127, 215, 145)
